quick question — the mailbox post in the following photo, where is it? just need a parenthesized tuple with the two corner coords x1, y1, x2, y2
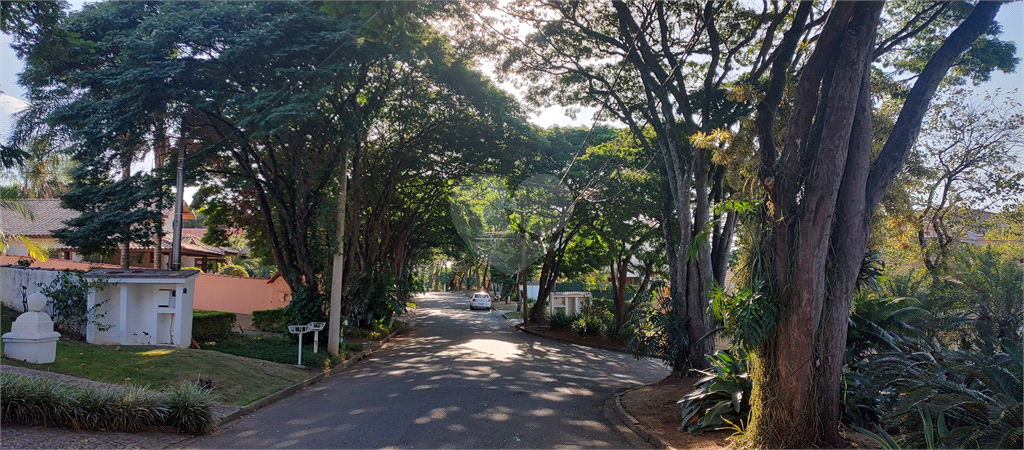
(287, 324, 311, 366)
(308, 322, 325, 353)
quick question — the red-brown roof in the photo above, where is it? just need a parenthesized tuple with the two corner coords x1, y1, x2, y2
(128, 235, 238, 257)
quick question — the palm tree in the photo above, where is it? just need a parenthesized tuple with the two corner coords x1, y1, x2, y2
(0, 198, 49, 261)
(19, 134, 71, 199)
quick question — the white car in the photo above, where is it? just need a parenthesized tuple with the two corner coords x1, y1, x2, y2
(469, 292, 492, 310)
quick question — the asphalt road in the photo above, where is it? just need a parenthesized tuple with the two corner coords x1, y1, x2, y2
(185, 291, 670, 449)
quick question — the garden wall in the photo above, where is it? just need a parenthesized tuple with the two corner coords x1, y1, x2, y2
(192, 273, 291, 314)
(0, 257, 290, 314)
(0, 265, 62, 310)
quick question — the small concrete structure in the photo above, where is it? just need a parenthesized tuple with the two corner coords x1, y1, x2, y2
(84, 269, 198, 348)
(549, 291, 591, 316)
(2, 292, 61, 363)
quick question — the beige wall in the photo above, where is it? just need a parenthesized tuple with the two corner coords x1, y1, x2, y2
(192, 273, 291, 314)
(1, 256, 290, 314)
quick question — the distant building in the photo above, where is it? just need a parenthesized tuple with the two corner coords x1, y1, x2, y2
(1, 199, 237, 271)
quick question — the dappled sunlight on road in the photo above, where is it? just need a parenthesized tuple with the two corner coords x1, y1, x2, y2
(189, 291, 669, 449)
(447, 338, 523, 360)
(413, 406, 460, 424)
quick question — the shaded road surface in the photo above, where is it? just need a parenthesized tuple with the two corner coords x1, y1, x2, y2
(186, 292, 669, 449)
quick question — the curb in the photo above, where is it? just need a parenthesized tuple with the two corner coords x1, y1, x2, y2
(211, 319, 408, 427)
(612, 386, 675, 450)
(514, 323, 628, 354)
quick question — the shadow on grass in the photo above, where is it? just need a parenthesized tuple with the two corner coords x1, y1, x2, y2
(201, 334, 356, 370)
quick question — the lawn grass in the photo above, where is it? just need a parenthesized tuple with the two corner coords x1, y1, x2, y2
(2, 304, 19, 333)
(1, 306, 397, 407)
(201, 334, 351, 370)
(0, 340, 310, 406)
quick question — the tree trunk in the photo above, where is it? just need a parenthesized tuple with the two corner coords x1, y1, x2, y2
(120, 154, 132, 268)
(711, 210, 736, 287)
(528, 221, 584, 324)
(153, 124, 169, 269)
(610, 252, 628, 331)
(745, 2, 1001, 447)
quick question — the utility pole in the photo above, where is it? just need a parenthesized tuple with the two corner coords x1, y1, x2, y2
(328, 150, 349, 356)
(170, 135, 185, 270)
(520, 233, 528, 325)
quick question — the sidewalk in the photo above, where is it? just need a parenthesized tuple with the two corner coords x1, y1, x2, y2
(494, 301, 524, 326)
(0, 313, 411, 450)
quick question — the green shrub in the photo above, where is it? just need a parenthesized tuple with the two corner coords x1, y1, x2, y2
(192, 310, 237, 341)
(548, 310, 576, 329)
(862, 340, 1023, 449)
(217, 264, 248, 277)
(678, 348, 751, 434)
(570, 315, 599, 336)
(238, 259, 277, 278)
(163, 382, 217, 434)
(627, 298, 692, 373)
(39, 270, 111, 339)
(181, 266, 203, 273)
(251, 307, 296, 333)
(570, 310, 613, 337)
(0, 373, 215, 434)
(342, 319, 403, 341)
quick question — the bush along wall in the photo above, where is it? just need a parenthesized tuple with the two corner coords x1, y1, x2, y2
(251, 307, 295, 333)
(191, 310, 237, 341)
(0, 373, 216, 434)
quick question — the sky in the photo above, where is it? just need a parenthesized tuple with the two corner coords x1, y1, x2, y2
(2, 1, 1023, 170)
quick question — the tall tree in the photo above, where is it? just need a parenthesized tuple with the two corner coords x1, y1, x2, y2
(911, 89, 1024, 271)
(497, 0, 798, 369)
(343, 58, 532, 324)
(13, 1, 179, 265)
(573, 130, 664, 331)
(743, 2, 1010, 447)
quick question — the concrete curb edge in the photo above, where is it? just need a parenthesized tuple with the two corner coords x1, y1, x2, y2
(212, 319, 407, 427)
(612, 386, 675, 450)
(513, 323, 628, 354)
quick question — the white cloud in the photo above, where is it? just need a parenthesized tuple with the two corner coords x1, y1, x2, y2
(0, 90, 28, 145)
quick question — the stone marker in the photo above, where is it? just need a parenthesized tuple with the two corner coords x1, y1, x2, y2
(2, 292, 61, 363)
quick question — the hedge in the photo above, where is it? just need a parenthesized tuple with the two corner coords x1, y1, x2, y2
(0, 373, 216, 434)
(251, 307, 292, 333)
(192, 310, 237, 341)
(217, 264, 248, 277)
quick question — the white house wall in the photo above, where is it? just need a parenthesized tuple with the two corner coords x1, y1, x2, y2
(87, 277, 196, 348)
(89, 286, 120, 345)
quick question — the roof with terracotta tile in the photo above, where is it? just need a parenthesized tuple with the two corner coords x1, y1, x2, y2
(3, 199, 237, 257)
(0, 199, 77, 237)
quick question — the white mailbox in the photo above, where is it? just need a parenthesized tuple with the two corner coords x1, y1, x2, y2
(83, 269, 199, 349)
